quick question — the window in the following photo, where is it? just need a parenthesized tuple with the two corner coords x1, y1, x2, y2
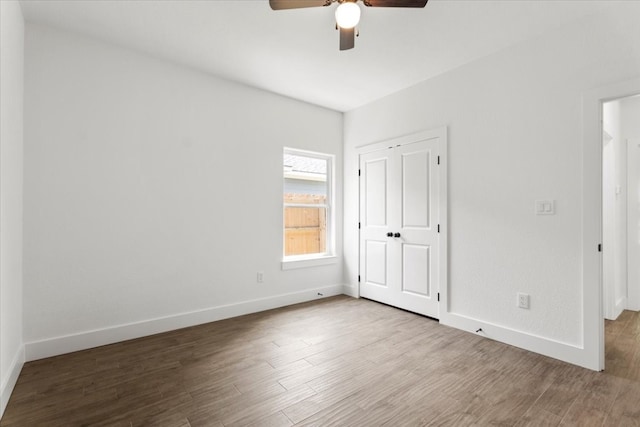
(283, 148, 334, 263)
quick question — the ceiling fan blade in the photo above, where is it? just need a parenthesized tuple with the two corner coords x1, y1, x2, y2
(339, 27, 355, 51)
(364, 0, 428, 7)
(269, 0, 329, 10)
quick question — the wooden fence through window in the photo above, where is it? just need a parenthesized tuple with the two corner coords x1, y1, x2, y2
(284, 193, 326, 256)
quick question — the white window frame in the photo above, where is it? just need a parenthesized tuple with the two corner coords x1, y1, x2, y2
(282, 148, 336, 270)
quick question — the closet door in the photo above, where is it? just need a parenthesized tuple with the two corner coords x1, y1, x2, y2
(359, 139, 440, 318)
(359, 148, 395, 307)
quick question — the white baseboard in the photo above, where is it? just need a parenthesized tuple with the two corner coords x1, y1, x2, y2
(440, 312, 598, 371)
(342, 284, 359, 298)
(25, 285, 344, 362)
(1, 345, 25, 418)
(613, 297, 627, 320)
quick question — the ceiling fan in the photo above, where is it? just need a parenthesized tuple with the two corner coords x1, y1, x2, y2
(269, 0, 429, 51)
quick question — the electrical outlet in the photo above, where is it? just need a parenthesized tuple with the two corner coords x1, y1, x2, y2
(257, 271, 264, 283)
(517, 293, 530, 309)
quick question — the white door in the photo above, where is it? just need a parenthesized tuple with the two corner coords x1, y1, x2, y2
(628, 139, 640, 311)
(359, 138, 441, 318)
(603, 135, 617, 320)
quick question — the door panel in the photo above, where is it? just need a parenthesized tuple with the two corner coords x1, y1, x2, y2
(365, 240, 387, 287)
(364, 158, 388, 227)
(402, 150, 430, 228)
(360, 138, 441, 318)
(402, 244, 430, 296)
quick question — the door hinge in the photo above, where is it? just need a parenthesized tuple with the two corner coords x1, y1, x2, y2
(437, 224, 440, 233)
(598, 243, 602, 252)
(437, 292, 440, 302)
(358, 169, 361, 176)
(358, 222, 361, 229)
(437, 155, 440, 165)
(358, 275, 361, 282)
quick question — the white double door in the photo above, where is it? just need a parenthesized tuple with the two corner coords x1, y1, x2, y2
(359, 138, 440, 318)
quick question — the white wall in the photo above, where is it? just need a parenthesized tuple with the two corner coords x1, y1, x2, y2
(621, 96, 640, 311)
(0, 0, 25, 417)
(23, 24, 343, 360)
(602, 99, 627, 320)
(344, 6, 640, 369)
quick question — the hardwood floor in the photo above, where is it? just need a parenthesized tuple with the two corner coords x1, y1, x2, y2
(2, 296, 639, 426)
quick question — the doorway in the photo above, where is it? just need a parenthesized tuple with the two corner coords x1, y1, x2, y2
(602, 94, 640, 371)
(602, 95, 640, 319)
(581, 78, 639, 371)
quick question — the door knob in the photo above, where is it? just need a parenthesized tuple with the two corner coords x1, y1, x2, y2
(394, 232, 401, 238)
(387, 232, 393, 237)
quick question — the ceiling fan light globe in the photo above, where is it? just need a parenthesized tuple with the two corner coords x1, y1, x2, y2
(335, 2, 360, 29)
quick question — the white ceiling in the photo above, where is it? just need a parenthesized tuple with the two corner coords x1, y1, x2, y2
(19, 0, 611, 112)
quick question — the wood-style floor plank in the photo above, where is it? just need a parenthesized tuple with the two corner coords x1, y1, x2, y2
(1, 296, 639, 426)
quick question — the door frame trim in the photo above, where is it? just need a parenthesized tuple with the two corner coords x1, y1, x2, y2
(356, 127, 448, 317)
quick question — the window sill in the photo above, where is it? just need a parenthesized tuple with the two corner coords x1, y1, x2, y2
(281, 255, 338, 270)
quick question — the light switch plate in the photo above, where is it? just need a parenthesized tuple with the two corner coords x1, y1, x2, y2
(517, 293, 530, 309)
(535, 200, 555, 215)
